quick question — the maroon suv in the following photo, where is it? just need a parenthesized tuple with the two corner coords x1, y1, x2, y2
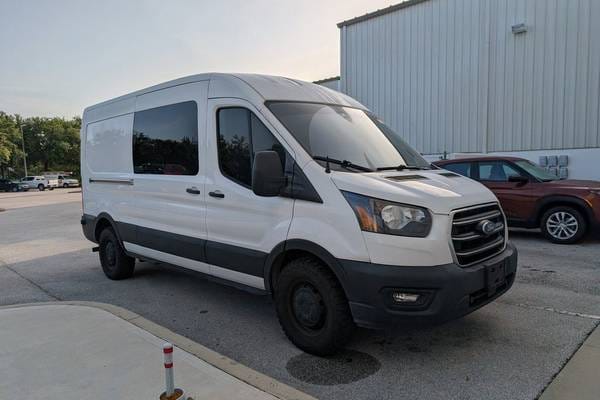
(434, 156, 600, 244)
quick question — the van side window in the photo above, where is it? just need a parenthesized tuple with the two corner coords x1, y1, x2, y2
(217, 108, 285, 187)
(133, 101, 198, 175)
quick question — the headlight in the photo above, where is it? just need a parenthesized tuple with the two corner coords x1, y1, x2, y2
(342, 191, 432, 237)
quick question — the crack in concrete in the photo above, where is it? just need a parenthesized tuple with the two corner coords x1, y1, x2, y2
(509, 301, 600, 320)
(0, 257, 61, 301)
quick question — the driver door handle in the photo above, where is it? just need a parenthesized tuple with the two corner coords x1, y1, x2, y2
(186, 187, 201, 195)
(209, 190, 225, 198)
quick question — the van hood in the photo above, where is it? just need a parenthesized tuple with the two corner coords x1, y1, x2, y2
(330, 170, 498, 215)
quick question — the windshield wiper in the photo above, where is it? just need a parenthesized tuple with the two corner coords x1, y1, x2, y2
(376, 165, 431, 171)
(313, 156, 374, 173)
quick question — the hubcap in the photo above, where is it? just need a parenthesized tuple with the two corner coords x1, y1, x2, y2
(547, 212, 578, 240)
(292, 284, 325, 330)
(105, 241, 117, 266)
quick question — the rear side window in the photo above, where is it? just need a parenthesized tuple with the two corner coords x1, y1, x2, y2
(443, 162, 472, 177)
(217, 107, 285, 187)
(133, 101, 198, 175)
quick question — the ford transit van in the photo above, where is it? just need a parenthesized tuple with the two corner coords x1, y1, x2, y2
(81, 73, 517, 355)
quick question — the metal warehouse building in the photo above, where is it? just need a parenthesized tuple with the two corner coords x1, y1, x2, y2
(336, 0, 600, 179)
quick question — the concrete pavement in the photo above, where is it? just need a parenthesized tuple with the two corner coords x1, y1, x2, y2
(2, 190, 600, 400)
(0, 303, 314, 400)
(539, 324, 600, 400)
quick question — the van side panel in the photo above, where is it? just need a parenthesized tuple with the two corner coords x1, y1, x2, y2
(82, 113, 135, 223)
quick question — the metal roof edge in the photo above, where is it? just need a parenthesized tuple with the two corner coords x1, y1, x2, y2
(313, 76, 340, 84)
(337, 0, 431, 28)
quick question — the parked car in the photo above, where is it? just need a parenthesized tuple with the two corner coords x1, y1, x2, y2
(81, 73, 517, 355)
(59, 175, 79, 188)
(0, 178, 29, 192)
(434, 156, 600, 244)
(46, 174, 80, 188)
(20, 176, 59, 191)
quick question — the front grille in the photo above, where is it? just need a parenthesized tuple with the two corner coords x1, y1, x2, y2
(451, 203, 506, 267)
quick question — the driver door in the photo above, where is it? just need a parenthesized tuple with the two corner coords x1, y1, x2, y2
(475, 160, 537, 222)
(204, 98, 295, 288)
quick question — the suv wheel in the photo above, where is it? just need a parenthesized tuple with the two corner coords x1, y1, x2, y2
(11, 186, 18, 192)
(541, 206, 586, 244)
(63, 183, 69, 188)
(98, 228, 135, 280)
(275, 257, 355, 356)
(37, 184, 45, 191)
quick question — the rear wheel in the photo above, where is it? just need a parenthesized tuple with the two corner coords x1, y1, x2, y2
(275, 257, 355, 356)
(541, 206, 586, 244)
(98, 228, 135, 280)
(37, 184, 45, 191)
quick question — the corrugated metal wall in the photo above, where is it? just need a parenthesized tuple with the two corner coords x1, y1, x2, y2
(340, 0, 600, 154)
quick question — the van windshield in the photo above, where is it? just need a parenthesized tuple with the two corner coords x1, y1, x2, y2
(267, 102, 430, 172)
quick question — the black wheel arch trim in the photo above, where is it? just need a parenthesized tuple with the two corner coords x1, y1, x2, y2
(83, 212, 128, 246)
(263, 239, 348, 294)
(534, 195, 594, 225)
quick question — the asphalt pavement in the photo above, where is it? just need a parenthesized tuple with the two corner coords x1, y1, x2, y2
(1, 190, 599, 400)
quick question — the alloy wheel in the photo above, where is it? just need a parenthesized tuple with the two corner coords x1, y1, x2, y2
(546, 211, 578, 240)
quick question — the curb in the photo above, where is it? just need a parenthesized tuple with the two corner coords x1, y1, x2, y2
(539, 323, 600, 400)
(0, 301, 316, 400)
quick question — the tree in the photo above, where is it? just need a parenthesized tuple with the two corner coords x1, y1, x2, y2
(0, 112, 81, 179)
(0, 113, 22, 178)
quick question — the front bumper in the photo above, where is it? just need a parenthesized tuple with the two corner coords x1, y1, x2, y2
(339, 243, 518, 329)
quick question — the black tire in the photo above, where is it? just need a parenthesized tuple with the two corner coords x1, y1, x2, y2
(541, 206, 587, 244)
(63, 183, 69, 188)
(275, 257, 355, 356)
(11, 186, 18, 192)
(98, 227, 135, 280)
(37, 184, 45, 191)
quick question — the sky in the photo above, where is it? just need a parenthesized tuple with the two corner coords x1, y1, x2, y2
(0, 0, 395, 118)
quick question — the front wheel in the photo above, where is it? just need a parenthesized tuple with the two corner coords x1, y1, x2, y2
(37, 184, 45, 191)
(541, 206, 587, 244)
(98, 228, 135, 280)
(63, 183, 69, 188)
(275, 257, 355, 356)
(11, 186, 18, 192)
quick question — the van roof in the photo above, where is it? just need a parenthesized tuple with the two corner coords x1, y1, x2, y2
(84, 73, 363, 116)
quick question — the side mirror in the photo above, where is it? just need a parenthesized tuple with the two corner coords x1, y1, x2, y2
(508, 175, 529, 185)
(252, 151, 285, 197)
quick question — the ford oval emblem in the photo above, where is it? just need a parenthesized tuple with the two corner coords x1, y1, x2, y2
(477, 220, 501, 236)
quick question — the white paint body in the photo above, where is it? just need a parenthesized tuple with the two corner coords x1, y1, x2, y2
(81, 73, 499, 289)
(340, 0, 600, 180)
(20, 176, 58, 190)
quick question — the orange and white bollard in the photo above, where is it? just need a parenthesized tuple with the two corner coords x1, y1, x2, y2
(160, 343, 185, 400)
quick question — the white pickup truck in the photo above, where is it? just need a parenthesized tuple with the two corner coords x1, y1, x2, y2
(20, 176, 59, 191)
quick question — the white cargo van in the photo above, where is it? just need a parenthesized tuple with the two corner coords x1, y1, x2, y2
(81, 73, 517, 355)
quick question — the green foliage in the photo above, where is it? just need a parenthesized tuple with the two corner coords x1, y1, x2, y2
(0, 112, 81, 179)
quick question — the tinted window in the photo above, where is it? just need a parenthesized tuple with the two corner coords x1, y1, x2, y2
(478, 161, 521, 182)
(217, 108, 285, 187)
(443, 162, 471, 177)
(133, 101, 198, 175)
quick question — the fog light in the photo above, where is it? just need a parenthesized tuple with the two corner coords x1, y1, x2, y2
(392, 292, 420, 303)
